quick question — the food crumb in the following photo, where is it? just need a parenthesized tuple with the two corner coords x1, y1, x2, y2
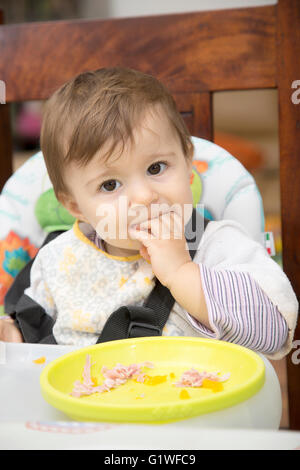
(179, 389, 190, 400)
(144, 375, 167, 386)
(201, 379, 224, 393)
(135, 394, 145, 399)
(33, 356, 46, 364)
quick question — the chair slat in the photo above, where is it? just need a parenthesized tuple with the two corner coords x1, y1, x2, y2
(0, 11, 13, 191)
(174, 92, 213, 141)
(277, 0, 300, 431)
(0, 6, 276, 102)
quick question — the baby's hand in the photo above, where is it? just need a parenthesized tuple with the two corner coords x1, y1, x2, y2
(129, 211, 191, 289)
(0, 317, 23, 342)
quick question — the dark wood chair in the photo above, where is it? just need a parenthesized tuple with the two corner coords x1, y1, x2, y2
(0, 0, 299, 429)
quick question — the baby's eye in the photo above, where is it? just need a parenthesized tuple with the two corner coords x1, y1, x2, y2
(147, 162, 167, 175)
(99, 179, 121, 192)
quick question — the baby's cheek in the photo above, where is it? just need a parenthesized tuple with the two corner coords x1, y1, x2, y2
(95, 211, 119, 240)
(95, 211, 138, 244)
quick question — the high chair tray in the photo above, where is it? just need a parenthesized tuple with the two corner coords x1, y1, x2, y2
(1, 422, 300, 450)
(0, 339, 282, 430)
(40, 337, 265, 423)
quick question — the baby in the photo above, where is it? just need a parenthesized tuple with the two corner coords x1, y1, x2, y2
(0, 67, 298, 359)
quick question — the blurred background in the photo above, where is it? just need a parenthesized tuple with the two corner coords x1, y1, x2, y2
(0, 0, 286, 425)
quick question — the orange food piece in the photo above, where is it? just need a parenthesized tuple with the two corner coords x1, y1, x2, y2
(91, 377, 98, 386)
(144, 375, 167, 386)
(33, 356, 46, 364)
(202, 379, 224, 392)
(179, 389, 190, 400)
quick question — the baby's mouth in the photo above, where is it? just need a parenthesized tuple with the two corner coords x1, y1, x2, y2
(128, 206, 172, 228)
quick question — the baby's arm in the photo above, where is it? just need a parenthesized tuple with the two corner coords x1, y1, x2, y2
(0, 316, 23, 342)
(164, 249, 289, 358)
(168, 261, 210, 329)
(186, 264, 289, 354)
(186, 220, 298, 359)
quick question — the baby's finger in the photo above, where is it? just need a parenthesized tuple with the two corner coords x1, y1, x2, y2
(160, 211, 184, 239)
(128, 226, 152, 244)
(172, 211, 185, 238)
(159, 213, 173, 239)
(137, 218, 160, 238)
(139, 245, 151, 262)
(138, 213, 174, 238)
(136, 212, 183, 240)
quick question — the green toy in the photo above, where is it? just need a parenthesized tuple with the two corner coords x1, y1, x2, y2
(190, 168, 202, 208)
(35, 188, 75, 232)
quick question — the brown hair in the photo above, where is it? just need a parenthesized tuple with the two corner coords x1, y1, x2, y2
(40, 67, 193, 197)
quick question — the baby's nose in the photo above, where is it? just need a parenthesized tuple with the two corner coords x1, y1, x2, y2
(129, 181, 158, 207)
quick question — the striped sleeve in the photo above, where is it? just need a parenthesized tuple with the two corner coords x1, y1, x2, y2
(186, 264, 289, 355)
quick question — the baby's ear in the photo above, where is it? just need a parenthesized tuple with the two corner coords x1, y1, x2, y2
(187, 140, 194, 161)
(57, 191, 84, 221)
(186, 144, 194, 175)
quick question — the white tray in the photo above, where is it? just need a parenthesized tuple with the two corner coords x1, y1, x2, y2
(0, 341, 281, 425)
(0, 342, 80, 421)
(0, 342, 299, 450)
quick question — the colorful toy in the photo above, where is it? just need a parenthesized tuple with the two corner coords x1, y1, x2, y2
(0, 231, 38, 315)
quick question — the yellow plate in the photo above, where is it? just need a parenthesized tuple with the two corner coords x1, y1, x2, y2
(40, 337, 265, 423)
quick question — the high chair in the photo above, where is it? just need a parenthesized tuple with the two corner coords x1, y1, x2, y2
(0, 0, 299, 429)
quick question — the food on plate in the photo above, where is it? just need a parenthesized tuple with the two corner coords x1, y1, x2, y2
(135, 393, 145, 399)
(202, 379, 224, 393)
(144, 375, 167, 385)
(173, 368, 230, 388)
(70, 355, 230, 398)
(179, 389, 190, 400)
(71, 355, 154, 397)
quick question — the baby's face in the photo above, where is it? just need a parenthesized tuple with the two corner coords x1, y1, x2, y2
(61, 106, 193, 256)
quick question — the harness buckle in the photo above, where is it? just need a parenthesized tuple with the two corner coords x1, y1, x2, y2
(128, 321, 161, 338)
